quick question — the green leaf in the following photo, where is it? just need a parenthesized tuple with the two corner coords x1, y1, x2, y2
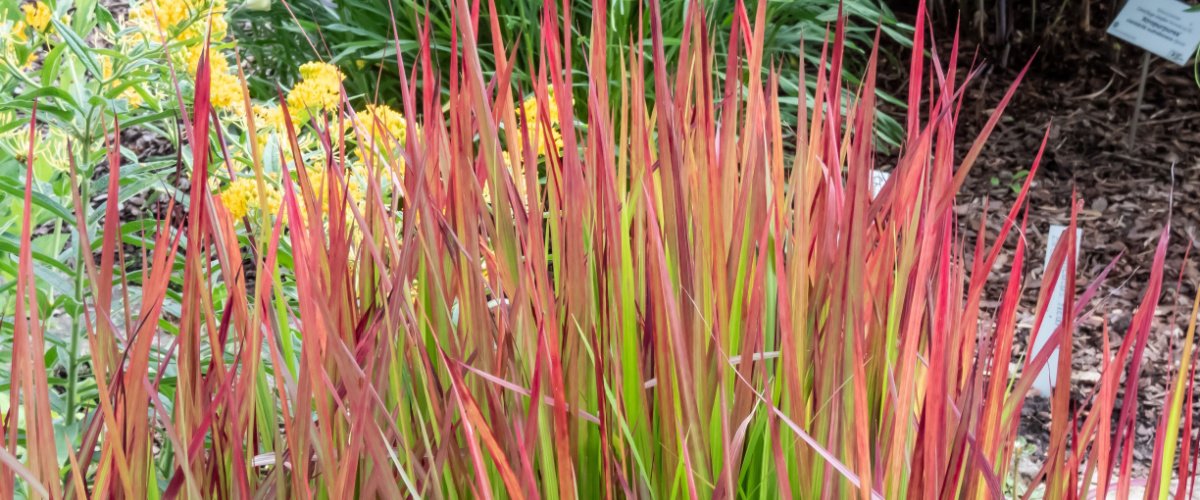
(0, 99, 75, 121)
(32, 157, 54, 183)
(0, 176, 75, 223)
(50, 17, 104, 78)
(40, 43, 68, 86)
(122, 110, 177, 129)
(16, 86, 81, 112)
(94, 3, 117, 31)
(0, 235, 73, 275)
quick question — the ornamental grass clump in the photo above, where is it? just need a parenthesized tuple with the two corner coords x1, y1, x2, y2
(3, 0, 1198, 498)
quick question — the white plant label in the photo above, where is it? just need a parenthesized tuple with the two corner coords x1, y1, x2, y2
(1108, 0, 1200, 65)
(1031, 225, 1082, 396)
(871, 170, 889, 196)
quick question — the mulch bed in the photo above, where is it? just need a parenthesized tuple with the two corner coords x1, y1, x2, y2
(878, 0, 1200, 476)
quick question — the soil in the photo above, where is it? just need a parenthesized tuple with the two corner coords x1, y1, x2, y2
(879, 0, 1200, 478)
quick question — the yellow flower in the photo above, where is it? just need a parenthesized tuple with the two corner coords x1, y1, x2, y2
(298, 60, 340, 82)
(355, 103, 406, 159)
(126, 0, 236, 110)
(249, 104, 286, 153)
(101, 54, 114, 78)
(128, 0, 229, 44)
(22, 2, 51, 32)
(11, 21, 29, 42)
(219, 177, 255, 219)
(0, 120, 71, 180)
(286, 61, 343, 117)
(219, 176, 281, 220)
(352, 104, 411, 197)
(252, 104, 284, 137)
(208, 59, 241, 110)
(520, 90, 560, 125)
(358, 104, 406, 142)
(512, 87, 565, 158)
(23, 52, 37, 69)
(253, 104, 284, 130)
(183, 45, 241, 110)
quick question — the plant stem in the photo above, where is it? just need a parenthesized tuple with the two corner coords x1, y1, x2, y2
(65, 161, 89, 427)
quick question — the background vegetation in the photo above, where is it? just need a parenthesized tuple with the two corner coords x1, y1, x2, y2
(230, 0, 912, 145)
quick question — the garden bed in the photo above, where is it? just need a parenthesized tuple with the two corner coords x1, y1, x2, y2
(882, 0, 1200, 477)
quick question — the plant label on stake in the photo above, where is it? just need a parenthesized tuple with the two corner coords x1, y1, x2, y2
(871, 170, 889, 197)
(1031, 225, 1082, 397)
(838, 171, 888, 245)
(1107, 0, 1200, 147)
(1107, 0, 1200, 65)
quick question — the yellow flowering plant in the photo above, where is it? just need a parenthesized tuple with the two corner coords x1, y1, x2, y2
(283, 61, 344, 123)
(0, 0, 194, 441)
(0, 112, 71, 183)
(215, 109, 384, 231)
(240, 62, 345, 160)
(20, 0, 50, 32)
(208, 62, 411, 232)
(352, 102, 407, 176)
(0, 3, 414, 494)
(0, 0, 165, 198)
(118, 0, 251, 114)
(216, 139, 382, 226)
(2, 8, 39, 72)
(514, 87, 565, 158)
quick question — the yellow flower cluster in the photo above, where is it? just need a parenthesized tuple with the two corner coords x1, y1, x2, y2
(358, 103, 406, 144)
(218, 165, 373, 224)
(0, 115, 71, 180)
(506, 88, 564, 161)
(100, 56, 145, 108)
(22, 1, 51, 33)
(286, 62, 344, 116)
(220, 176, 281, 220)
(127, 0, 240, 110)
(248, 61, 345, 154)
(250, 104, 285, 153)
(354, 103, 407, 173)
(306, 165, 367, 216)
(253, 104, 285, 131)
(249, 61, 344, 145)
(128, 0, 228, 44)
(520, 90, 560, 126)
(185, 48, 241, 110)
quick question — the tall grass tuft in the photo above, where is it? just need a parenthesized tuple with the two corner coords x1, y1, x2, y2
(4, 0, 1196, 498)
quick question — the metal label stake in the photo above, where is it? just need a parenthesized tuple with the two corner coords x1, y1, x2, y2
(1127, 51, 1153, 149)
